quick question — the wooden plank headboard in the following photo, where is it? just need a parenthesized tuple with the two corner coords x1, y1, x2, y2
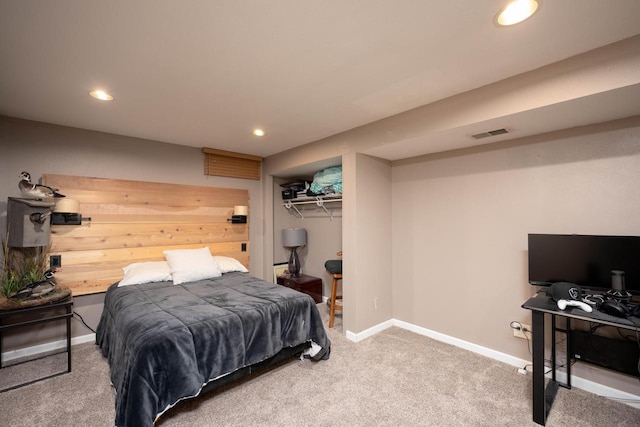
(43, 174, 249, 296)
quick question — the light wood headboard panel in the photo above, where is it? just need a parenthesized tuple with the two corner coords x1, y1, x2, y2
(43, 174, 249, 296)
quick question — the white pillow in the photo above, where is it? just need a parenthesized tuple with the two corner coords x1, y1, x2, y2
(163, 247, 222, 285)
(118, 261, 172, 287)
(213, 256, 249, 273)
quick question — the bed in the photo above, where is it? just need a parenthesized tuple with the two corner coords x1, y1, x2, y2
(96, 269, 331, 427)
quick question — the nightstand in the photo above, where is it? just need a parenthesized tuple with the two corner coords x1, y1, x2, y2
(0, 296, 73, 392)
(277, 274, 323, 303)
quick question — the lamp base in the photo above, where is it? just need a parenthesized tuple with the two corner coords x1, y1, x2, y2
(288, 247, 301, 277)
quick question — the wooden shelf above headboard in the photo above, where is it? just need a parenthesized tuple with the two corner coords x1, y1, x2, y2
(43, 174, 250, 295)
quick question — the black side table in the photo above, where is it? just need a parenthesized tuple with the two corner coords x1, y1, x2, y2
(0, 296, 73, 392)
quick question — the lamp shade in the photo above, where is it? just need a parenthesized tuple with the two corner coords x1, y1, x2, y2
(282, 228, 307, 247)
(233, 205, 248, 216)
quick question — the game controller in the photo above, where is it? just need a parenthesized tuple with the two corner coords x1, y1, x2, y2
(599, 300, 630, 317)
(557, 299, 592, 312)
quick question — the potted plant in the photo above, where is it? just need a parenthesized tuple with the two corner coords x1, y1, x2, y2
(1, 233, 51, 299)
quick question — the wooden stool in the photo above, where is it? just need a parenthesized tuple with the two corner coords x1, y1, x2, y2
(324, 254, 342, 328)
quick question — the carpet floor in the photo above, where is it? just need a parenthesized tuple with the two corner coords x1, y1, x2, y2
(1, 307, 639, 426)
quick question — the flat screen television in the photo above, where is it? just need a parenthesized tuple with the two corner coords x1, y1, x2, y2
(528, 234, 640, 295)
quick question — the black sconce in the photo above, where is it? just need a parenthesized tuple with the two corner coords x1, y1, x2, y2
(228, 205, 248, 223)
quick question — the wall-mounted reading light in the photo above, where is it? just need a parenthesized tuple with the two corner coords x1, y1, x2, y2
(228, 205, 248, 223)
(50, 198, 85, 225)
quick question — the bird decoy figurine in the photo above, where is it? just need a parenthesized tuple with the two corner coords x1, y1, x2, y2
(11, 268, 57, 300)
(18, 171, 65, 200)
(29, 211, 52, 224)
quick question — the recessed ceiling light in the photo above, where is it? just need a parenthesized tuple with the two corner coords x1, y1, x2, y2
(496, 0, 539, 26)
(252, 129, 266, 137)
(89, 90, 114, 101)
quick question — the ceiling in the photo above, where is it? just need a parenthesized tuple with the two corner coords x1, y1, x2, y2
(1, 1, 640, 161)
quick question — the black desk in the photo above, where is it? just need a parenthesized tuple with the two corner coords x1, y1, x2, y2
(522, 294, 639, 425)
(0, 297, 73, 392)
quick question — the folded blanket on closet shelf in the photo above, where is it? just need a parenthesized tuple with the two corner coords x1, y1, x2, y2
(310, 166, 342, 195)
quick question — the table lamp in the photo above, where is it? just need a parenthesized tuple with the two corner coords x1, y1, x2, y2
(282, 228, 307, 276)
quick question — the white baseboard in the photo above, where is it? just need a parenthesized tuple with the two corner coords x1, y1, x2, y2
(2, 333, 95, 363)
(348, 318, 640, 408)
(345, 319, 394, 342)
(392, 319, 532, 369)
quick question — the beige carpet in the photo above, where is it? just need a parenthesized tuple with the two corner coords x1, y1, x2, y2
(1, 307, 639, 426)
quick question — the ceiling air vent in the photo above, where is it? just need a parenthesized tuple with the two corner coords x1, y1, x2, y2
(471, 128, 509, 139)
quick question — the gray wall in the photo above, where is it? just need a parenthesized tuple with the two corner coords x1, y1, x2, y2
(391, 117, 640, 395)
(349, 153, 392, 330)
(0, 116, 263, 351)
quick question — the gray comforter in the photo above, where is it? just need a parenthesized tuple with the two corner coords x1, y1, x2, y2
(96, 272, 330, 427)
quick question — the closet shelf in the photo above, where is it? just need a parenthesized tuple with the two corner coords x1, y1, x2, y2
(282, 196, 341, 220)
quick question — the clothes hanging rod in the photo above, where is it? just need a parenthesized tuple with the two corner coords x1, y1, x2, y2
(282, 197, 341, 220)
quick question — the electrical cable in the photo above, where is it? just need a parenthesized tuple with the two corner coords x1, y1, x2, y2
(510, 319, 577, 376)
(509, 320, 524, 331)
(627, 315, 640, 382)
(73, 310, 96, 334)
(515, 301, 640, 387)
(590, 314, 640, 383)
(513, 318, 583, 367)
(510, 320, 533, 370)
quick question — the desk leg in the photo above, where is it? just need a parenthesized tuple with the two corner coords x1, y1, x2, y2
(0, 318, 3, 369)
(532, 310, 546, 425)
(565, 318, 571, 389)
(66, 305, 72, 373)
(551, 315, 556, 383)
